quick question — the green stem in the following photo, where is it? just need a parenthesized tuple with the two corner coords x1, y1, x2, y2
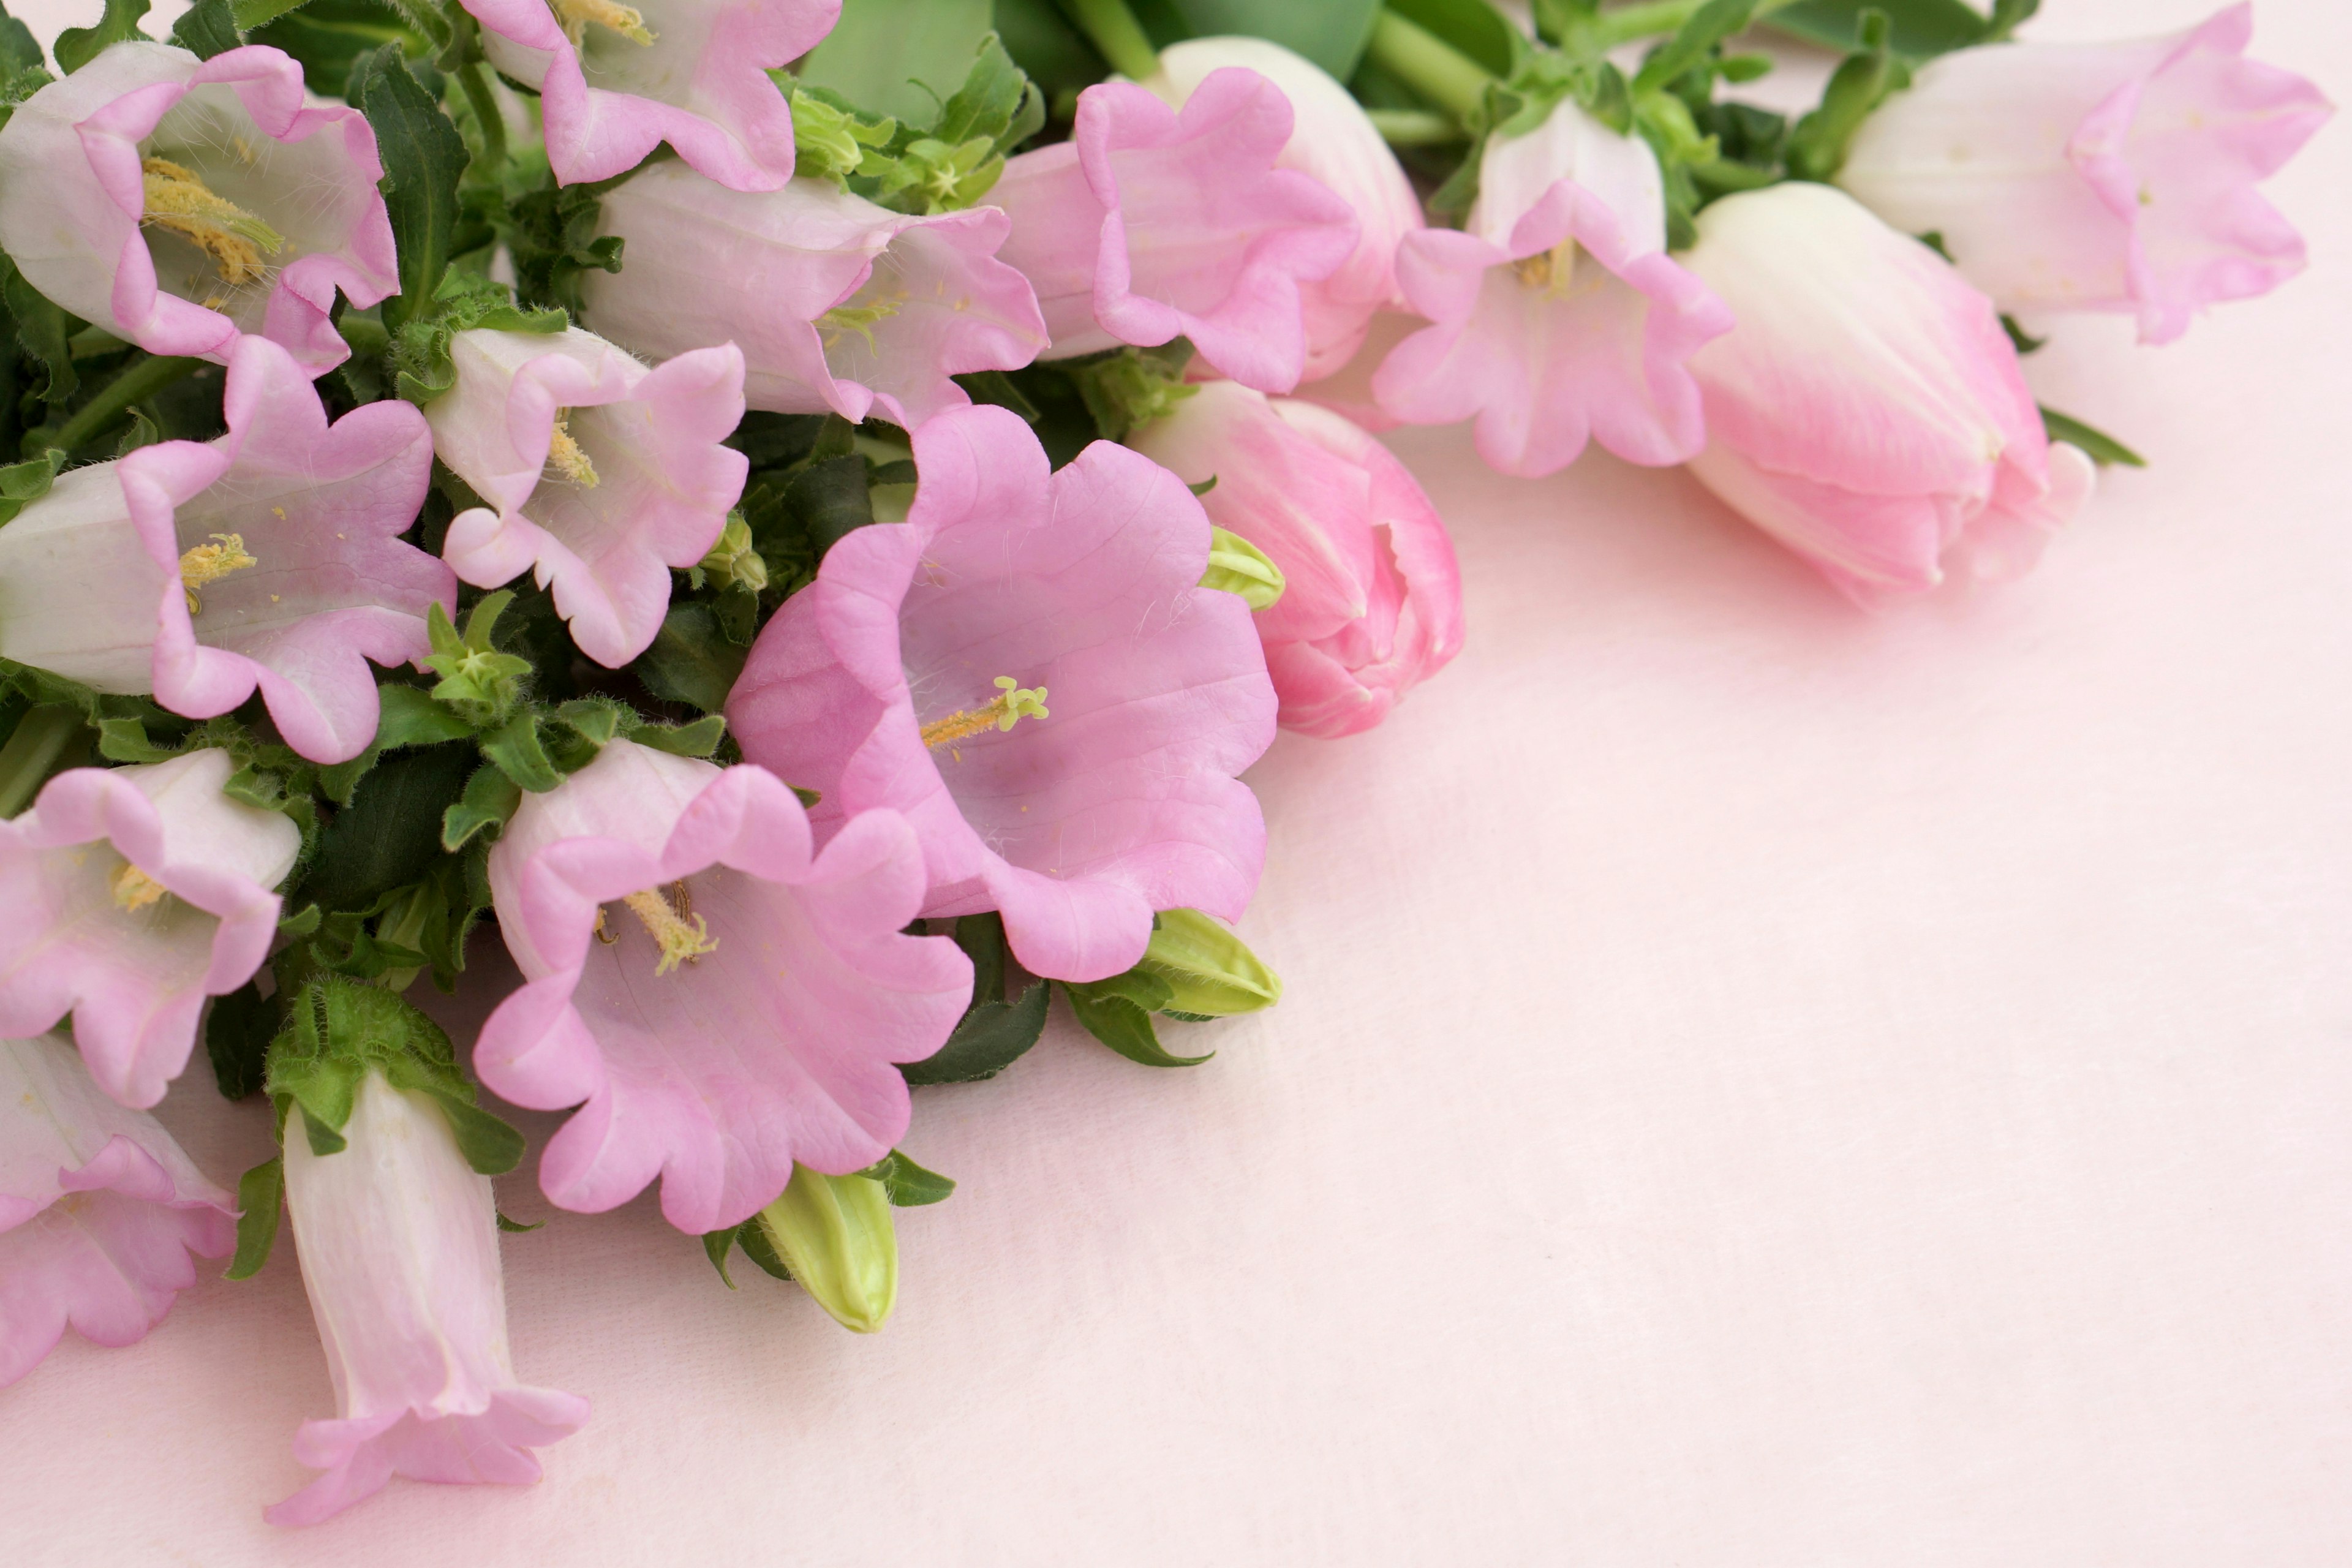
(1054, 0, 1159, 82)
(44, 355, 202, 454)
(1593, 0, 1799, 51)
(1366, 107, 1467, 147)
(458, 60, 508, 170)
(1366, 10, 1496, 123)
(0, 705, 93, 818)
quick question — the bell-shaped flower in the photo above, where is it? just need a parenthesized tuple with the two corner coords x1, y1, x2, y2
(1, 1030, 238, 1387)
(991, 67, 1358, 394)
(1373, 98, 1733, 477)
(457, 0, 834, 191)
(0, 335, 451, 764)
(0, 750, 298, 1108)
(1147, 37, 1423, 382)
(1838, 4, 2331, 345)
(0, 41, 397, 375)
(268, 1068, 590, 1526)
(1678, 182, 2097, 605)
(582, 161, 1047, 428)
(473, 740, 970, 1234)
(1128, 381, 1463, 739)
(726, 403, 1277, 982)
(426, 327, 748, 667)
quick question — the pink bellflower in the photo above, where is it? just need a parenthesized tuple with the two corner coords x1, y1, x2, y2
(727, 403, 1278, 983)
(473, 740, 969, 1234)
(0, 41, 398, 375)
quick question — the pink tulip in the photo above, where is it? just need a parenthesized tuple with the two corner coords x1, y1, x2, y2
(0, 1031, 237, 1386)
(474, 741, 969, 1234)
(457, 0, 836, 190)
(1679, 182, 2097, 604)
(727, 403, 1277, 982)
(1374, 99, 1732, 477)
(268, 1069, 589, 1526)
(0, 41, 397, 375)
(1838, 4, 2331, 344)
(992, 68, 1357, 394)
(0, 750, 299, 1108)
(0, 336, 451, 764)
(1128, 382, 1463, 738)
(1147, 37, 1423, 382)
(582, 162, 1048, 427)
(428, 327, 748, 667)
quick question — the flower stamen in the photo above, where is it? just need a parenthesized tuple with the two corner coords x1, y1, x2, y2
(179, 532, 258, 615)
(920, 676, 1049, 750)
(547, 410, 600, 488)
(110, 861, 168, 911)
(548, 0, 656, 47)
(141, 157, 283, 287)
(1511, 239, 1596, 300)
(619, 881, 717, 974)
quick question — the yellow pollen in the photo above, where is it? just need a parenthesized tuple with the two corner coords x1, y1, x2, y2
(619, 882, 717, 974)
(548, 0, 655, 46)
(816, 296, 902, 352)
(1511, 239, 1596, 299)
(179, 532, 257, 614)
(547, 412, 600, 488)
(110, 862, 167, 911)
(141, 157, 283, 287)
(920, 676, 1049, 750)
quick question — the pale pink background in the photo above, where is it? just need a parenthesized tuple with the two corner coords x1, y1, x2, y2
(5, 2, 2350, 1563)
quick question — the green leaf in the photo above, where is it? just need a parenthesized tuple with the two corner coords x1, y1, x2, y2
(786, 453, 876, 556)
(319, 682, 475, 806)
(1784, 8, 1911, 183)
(442, 762, 522, 850)
(1632, 0, 1754, 94)
(2000, 314, 2046, 356)
(224, 1156, 284, 1280)
(303, 742, 475, 911)
(429, 1090, 527, 1175)
(1136, 908, 1282, 1016)
(903, 912, 1051, 1084)
(496, 1210, 543, 1232)
(355, 45, 468, 332)
(703, 1224, 744, 1287)
(480, 709, 560, 793)
(391, 270, 568, 404)
(993, 0, 1108, 105)
(737, 1216, 793, 1280)
(857, 1148, 956, 1206)
(235, 0, 318, 28)
(1765, 0, 1991, 58)
(0, 5, 43, 74)
(2040, 405, 2146, 469)
(205, 982, 279, 1101)
(630, 714, 727, 758)
(0, 448, 62, 527)
(1, 255, 75, 407)
(54, 0, 149, 74)
(265, 974, 497, 1153)
(1381, 0, 1525, 79)
(1164, 0, 1381, 78)
(797, 0, 993, 126)
(1061, 973, 1213, 1068)
(632, 603, 748, 714)
(169, 0, 242, 58)
(252, 0, 428, 98)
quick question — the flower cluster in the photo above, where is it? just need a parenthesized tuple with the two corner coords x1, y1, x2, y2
(0, 0, 2321, 1528)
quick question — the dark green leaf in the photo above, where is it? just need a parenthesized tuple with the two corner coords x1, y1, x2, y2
(0, 447, 62, 527)
(168, 0, 241, 58)
(1164, 0, 1381, 78)
(1, 255, 75, 407)
(431, 1091, 527, 1175)
(303, 742, 475, 911)
(0, 6, 42, 74)
(480, 710, 560, 793)
(858, 1148, 956, 1206)
(205, 982, 279, 1100)
(786, 453, 876, 556)
(903, 979, 1049, 1084)
(1765, 0, 1991, 58)
(2040, 405, 2147, 469)
(630, 714, 727, 758)
(224, 1156, 283, 1279)
(249, 0, 424, 96)
(1381, 0, 1524, 79)
(320, 683, 475, 805)
(356, 45, 468, 332)
(1632, 0, 1754, 94)
(703, 1224, 742, 1287)
(2000, 314, 2046, 355)
(1061, 974, 1212, 1068)
(632, 603, 748, 714)
(497, 1210, 544, 1232)
(235, 0, 318, 28)
(737, 1216, 793, 1279)
(442, 762, 521, 850)
(956, 369, 1041, 423)
(54, 0, 149, 74)
(1784, 9, 1911, 183)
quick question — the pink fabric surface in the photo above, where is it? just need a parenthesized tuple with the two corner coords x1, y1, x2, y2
(6, 2, 2351, 1562)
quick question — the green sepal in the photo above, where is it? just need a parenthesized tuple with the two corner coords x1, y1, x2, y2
(392, 271, 568, 405)
(1200, 527, 1284, 611)
(298, 1098, 349, 1155)
(480, 709, 560, 793)
(265, 975, 524, 1171)
(223, 1156, 284, 1280)
(903, 913, 1050, 1085)
(1071, 342, 1198, 443)
(432, 1091, 526, 1175)
(55, 0, 149, 74)
(355, 43, 469, 333)
(2040, 405, 2146, 469)
(1061, 971, 1214, 1068)
(496, 1211, 543, 1233)
(424, 593, 533, 725)
(702, 1224, 741, 1288)
(1783, 9, 1912, 184)
(0, 448, 63, 527)
(1135, 908, 1283, 1017)
(442, 762, 522, 850)
(857, 1148, 955, 1207)
(278, 902, 323, 935)
(630, 714, 727, 758)
(737, 1216, 793, 1280)
(168, 0, 241, 59)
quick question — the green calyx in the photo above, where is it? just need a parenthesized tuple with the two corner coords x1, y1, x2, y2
(779, 31, 1044, 216)
(1200, 527, 1285, 612)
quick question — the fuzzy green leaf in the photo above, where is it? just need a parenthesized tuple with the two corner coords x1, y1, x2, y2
(168, 0, 241, 58)
(55, 0, 149, 74)
(355, 45, 468, 331)
(224, 1156, 283, 1280)
(205, 982, 279, 1100)
(442, 762, 521, 850)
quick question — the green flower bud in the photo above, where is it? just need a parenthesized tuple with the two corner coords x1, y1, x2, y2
(696, 512, 768, 594)
(1200, 526, 1285, 611)
(755, 1164, 897, 1333)
(1137, 908, 1283, 1016)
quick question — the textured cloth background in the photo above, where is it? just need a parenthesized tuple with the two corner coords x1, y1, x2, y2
(3, 2, 2349, 1563)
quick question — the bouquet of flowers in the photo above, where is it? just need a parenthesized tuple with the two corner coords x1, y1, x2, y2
(0, 0, 2322, 1526)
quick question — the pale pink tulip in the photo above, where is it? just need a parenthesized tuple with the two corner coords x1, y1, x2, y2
(268, 1069, 589, 1526)
(1374, 98, 1732, 477)
(1128, 382, 1463, 738)
(582, 162, 1047, 426)
(0, 1031, 237, 1386)
(428, 327, 748, 667)
(475, 741, 968, 1234)
(992, 67, 1357, 394)
(1148, 37, 1422, 381)
(0, 41, 397, 374)
(1839, 4, 2331, 344)
(727, 404, 1277, 982)
(0, 750, 299, 1108)
(458, 0, 836, 190)
(1679, 182, 2096, 604)
(0, 335, 451, 764)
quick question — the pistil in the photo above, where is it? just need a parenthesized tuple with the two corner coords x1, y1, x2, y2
(547, 411, 600, 488)
(816, 296, 902, 353)
(141, 157, 283, 287)
(110, 861, 167, 911)
(920, 676, 1050, 750)
(617, 881, 717, 974)
(179, 532, 258, 614)
(548, 0, 656, 46)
